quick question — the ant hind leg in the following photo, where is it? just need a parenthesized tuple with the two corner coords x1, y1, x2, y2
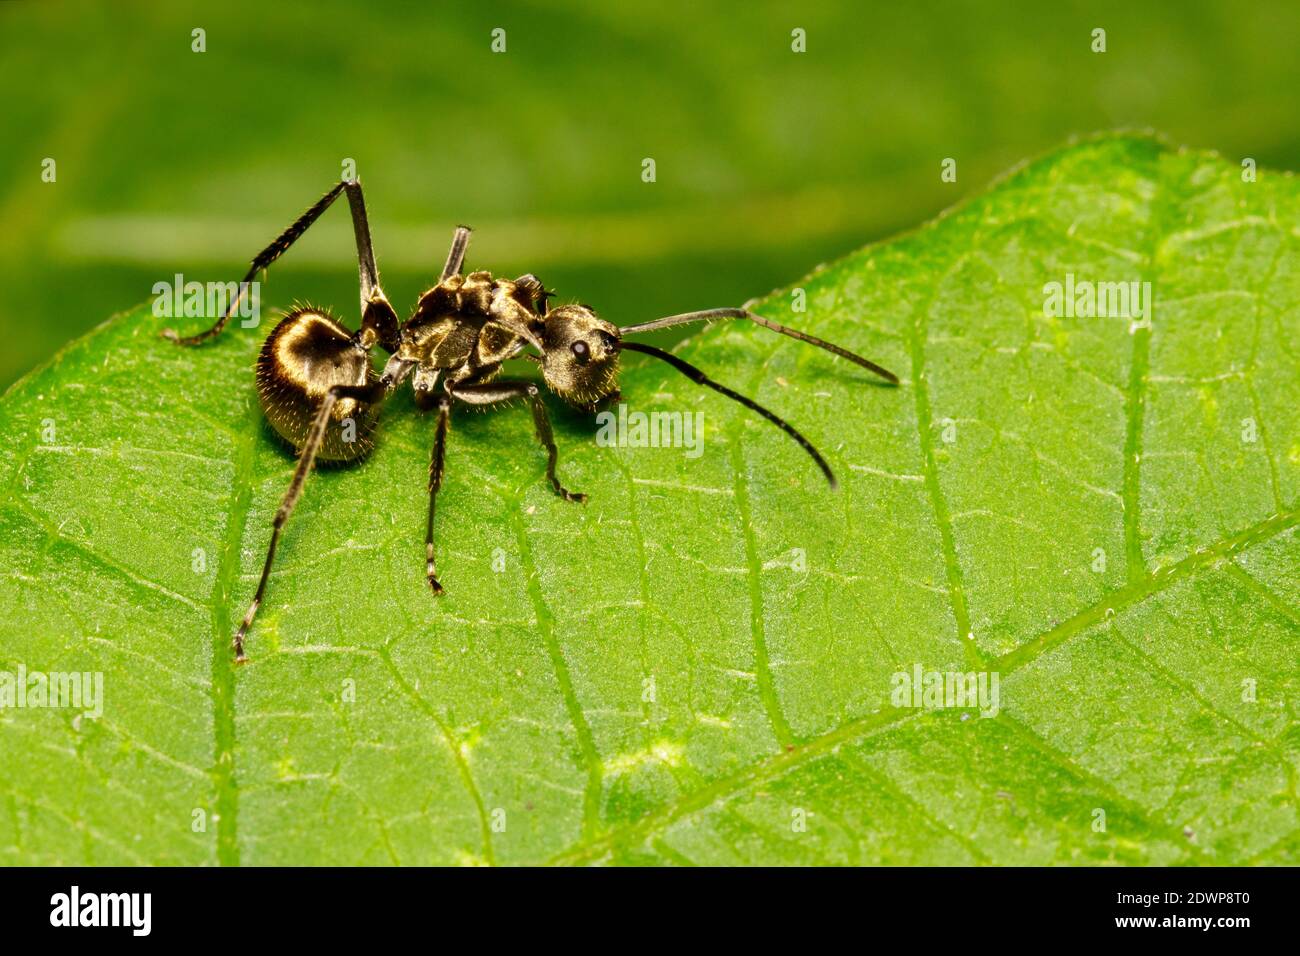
(233, 381, 387, 661)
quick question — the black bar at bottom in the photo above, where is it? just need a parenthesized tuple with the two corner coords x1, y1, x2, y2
(0, 865, 1287, 942)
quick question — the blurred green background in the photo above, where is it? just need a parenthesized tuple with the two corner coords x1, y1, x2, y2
(2, 0, 1299, 388)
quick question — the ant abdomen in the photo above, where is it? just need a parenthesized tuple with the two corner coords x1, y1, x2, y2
(256, 307, 379, 461)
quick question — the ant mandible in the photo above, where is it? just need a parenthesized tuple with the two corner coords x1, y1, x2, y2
(162, 179, 899, 661)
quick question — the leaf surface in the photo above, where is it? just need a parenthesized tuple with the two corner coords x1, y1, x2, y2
(1, 135, 1297, 865)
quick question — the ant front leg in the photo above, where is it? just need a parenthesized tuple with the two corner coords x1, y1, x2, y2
(450, 381, 587, 503)
(164, 179, 398, 350)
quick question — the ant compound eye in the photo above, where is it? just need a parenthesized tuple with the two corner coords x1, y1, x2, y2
(570, 340, 590, 365)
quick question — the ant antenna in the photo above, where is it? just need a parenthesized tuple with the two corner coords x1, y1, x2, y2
(619, 308, 899, 385)
(618, 341, 838, 488)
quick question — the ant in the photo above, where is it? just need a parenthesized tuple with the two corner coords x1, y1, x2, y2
(163, 180, 899, 662)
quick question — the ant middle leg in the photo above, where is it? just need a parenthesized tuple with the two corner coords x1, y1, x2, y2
(425, 395, 451, 595)
(450, 381, 587, 503)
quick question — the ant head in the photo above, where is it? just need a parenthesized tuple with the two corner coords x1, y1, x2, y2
(540, 304, 621, 406)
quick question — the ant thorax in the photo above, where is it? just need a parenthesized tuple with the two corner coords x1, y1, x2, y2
(393, 271, 547, 401)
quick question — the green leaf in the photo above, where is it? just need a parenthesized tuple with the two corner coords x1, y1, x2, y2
(2, 134, 1297, 865)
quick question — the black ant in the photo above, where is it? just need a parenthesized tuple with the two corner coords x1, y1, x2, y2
(162, 180, 898, 661)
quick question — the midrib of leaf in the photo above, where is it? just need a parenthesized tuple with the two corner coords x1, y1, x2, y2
(723, 308, 807, 752)
(1121, 165, 1167, 585)
(511, 498, 604, 840)
(728, 436, 795, 749)
(609, 453, 658, 730)
(1122, 323, 1152, 584)
(549, 700, 919, 864)
(551, 505, 1298, 864)
(208, 392, 257, 867)
(906, 268, 979, 669)
(999, 507, 1298, 671)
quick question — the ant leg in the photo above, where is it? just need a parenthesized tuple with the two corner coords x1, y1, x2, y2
(450, 381, 587, 503)
(618, 307, 899, 385)
(233, 381, 387, 662)
(486, 288, 546, 353)
(440, 226, 472, 280)
(425, 395, 451, 595)
(164, 180, 398, 349)
(512, 274, 550, 315)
